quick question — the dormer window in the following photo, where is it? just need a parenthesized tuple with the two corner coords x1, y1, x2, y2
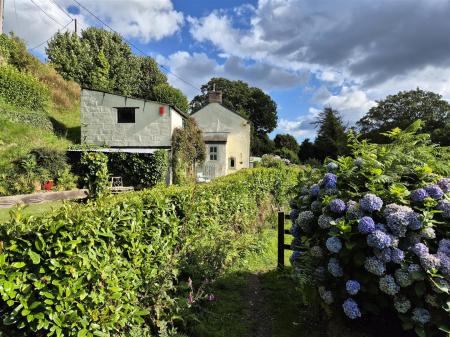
(117, 107, 137, 123)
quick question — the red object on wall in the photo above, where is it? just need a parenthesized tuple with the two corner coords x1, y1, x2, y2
(159, 106, 165, 116)
(43, 180, 53, 191)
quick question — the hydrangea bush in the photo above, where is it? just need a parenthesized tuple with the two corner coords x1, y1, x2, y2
(289, 122, 450, 337)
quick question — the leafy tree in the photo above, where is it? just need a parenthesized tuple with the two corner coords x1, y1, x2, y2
(251, 132, 275, 157)
(358, 88, 450, 143)
(431, 122, 450, 146)
(46, 28, 189, 110)
(190, 77, 278, 155)
(274, 134, 299, 153)
(314, 107, 347, 160)
(298, 138, 318, 162)
(274, 147, 299, 164)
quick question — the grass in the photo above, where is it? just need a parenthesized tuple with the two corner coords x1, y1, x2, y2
(0, 201, 65, 223)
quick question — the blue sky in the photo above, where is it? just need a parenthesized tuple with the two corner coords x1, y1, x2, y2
(5, 0, 450, 141)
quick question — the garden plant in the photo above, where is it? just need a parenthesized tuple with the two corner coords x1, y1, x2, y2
(290, 121, 450, 337)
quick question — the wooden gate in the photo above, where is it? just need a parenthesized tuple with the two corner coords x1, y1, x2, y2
(277, 211, 293, 269)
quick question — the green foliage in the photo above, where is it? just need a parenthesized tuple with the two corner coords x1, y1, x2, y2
(30, 148, 68, 179)
(0, 64, 50, 111)
(314, 107, 347, 161)
(190, 77, 278, 155)
(172, 118, 206, 184)
(0, 105, 53, 132)
(89, 50, 110, 92)
(0, 167, 299, 336)
(358, 88, 450, 145)
(108, 150, 169, 188)
(256, 154, 287, 169)
(153, 83, 189, 112)
(80, 152, 109, 198)
(274, 147, 299, 164)
(274, 134, 299, 153)
(298, 138, 318, 163)
(251, 132, 275, 157)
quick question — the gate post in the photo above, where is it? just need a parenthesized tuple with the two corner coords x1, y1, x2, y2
(277, 211, 285, 269)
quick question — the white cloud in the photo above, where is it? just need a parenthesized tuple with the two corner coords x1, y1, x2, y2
(4, 0, 183, 54)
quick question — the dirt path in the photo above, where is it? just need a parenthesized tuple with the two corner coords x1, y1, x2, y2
(247, 273, 272, 337)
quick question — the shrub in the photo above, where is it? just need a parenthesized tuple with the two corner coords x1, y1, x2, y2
(0, 107, 53, 132)
(289, 121, 450, 337)
(0, 64, 50, 111)
(0, 167, 299, 336)
(80, 151, 109, 198)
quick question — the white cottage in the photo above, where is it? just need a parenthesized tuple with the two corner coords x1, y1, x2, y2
(191, 90, 251, 180)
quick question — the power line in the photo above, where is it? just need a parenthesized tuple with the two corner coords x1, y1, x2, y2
(70, 0, 202, 92)
(29, 0, 66, 27)
(47, 0, 73, 21)
(30, 19, 73, 51)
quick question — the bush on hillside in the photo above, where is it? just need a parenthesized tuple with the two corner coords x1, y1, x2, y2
(0, 167, 298, 336)
(0, 64, 50, 111)
(289, 121, 450, 337)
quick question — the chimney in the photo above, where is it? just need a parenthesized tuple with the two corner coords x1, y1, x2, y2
(208, 83, 222, 104)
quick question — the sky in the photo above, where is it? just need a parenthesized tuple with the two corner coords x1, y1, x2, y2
(4, 0, 450, 141)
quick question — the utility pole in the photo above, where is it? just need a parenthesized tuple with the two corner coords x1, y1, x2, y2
(0, 0, 4, 35)
(74, 18, 77, 34)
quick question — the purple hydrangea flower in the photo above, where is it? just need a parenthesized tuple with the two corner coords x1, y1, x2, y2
(438, 178, 450, 193)
(364, 257, 386, 276)
(425, 184, 444, 200)
(412, 308, 431, 325)
(375, 248, 392, 263)
(297, 211, 315, 232)
(367, 230, 392, 249)
(342, 298, 361, 319)
(346, 280, 361, 295)
(290, 224, 301, 238)
(394, 296, 411, 313)
(289, 209, 300, 222)
(318, 214, 333, 229)
(438, 239, 450, 256)
(329, 199, 346, 213)
(310, 184, 320, 197)
(360, 194, 383, 212)
(326, 237, 343, 253)
(379, 275, 400, 296)
(411, 188, 429, 202)
(327, 162, 339, 171)
(407, 212, 423, 230)
(289, 199, 298, 209)
(310, 200, 322, 214)
(420, 227, 436, 240)
(358, 216, 376, 234)
(391, 248, 405, 264)
(346, 200, 363, 219)
(438, 253, 450, 276)
(385, 204, 418, 237)
(394, 268, 413, 287)
(318, 286, 334, 304)
(411, 243, 429, 257)
(328, 257, 343, 277)
(419, 253, 441, 271)
(290, 251, 302, 263)
(323, 173, 337, 190)
(437, 200, 450, 218)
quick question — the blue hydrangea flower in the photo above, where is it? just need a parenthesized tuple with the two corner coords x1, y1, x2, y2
(354, 157, 364, 167)
(425, 184, 444, 200)
(289, 199, 298, 209)
(437, 200, 450, 218)
(318, 286, 334, 304)
(327, 162, 339, 171)
(407, 212, 423, 230)
(385, 204, 416, 237)
(329, 199, 346, 214)
(358, 216, 376, 234)
(310, 246, 324, 258)
(289, 209, 300, 222)
(411, 188, 429, 202)
(342, 298, 361, 319)
(438, 252, 450, 276)
(310, 184, 320, 197)
(364, 257, 386, 276)
(346, 200, 363, 219)
(290, 251, 302, 263)
(408, 264, 425, 281)
(379, 275, 400, 296)
(419, 253, 441, 271)
(411, 243, 429, 257)
(391, 248, 405, 264)
(412, 308, 431, 325)
(438, 239, 450, 256)
(438, 177, 450, 193)
(375, 248, 392, 263)
(290, 224, 301, 238)
(394, 296, 411, 313)
(323, 173, 337, 190)
(318, 214, 333, 229)
(367, 230, 392, 249)
(297, 211, 315, 232)
(346, 280, 360, 295)
(326, 237, 342, 253)
(420, 227, 436, 240)
(310, 200, 322, 214)
(328, 257, 343, 277)
(360, 194, 383, 212)
(395, 268, 413, 287)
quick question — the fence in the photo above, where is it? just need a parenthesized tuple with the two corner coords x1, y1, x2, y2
(277, 210, 293, 269)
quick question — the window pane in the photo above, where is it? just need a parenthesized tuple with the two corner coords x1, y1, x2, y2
(117, 107, 136, 123)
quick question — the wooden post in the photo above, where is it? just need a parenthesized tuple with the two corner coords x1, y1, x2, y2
(278, 211, 285, 269)
(0, 0, 4, 35)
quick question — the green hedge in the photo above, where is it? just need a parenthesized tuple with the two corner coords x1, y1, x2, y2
(0, 167, 299, 337)
(1, 108, 53, 131)
(0, 64, 50, 111)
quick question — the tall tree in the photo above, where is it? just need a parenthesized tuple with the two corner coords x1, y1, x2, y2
(46, 28, 188, 110)
(274, 134, 299, 153)
(298, 138, 318, 162)
(358, 88, 450, 143)
(314, 107, 347, 160)
(190, 78, 278, 155)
